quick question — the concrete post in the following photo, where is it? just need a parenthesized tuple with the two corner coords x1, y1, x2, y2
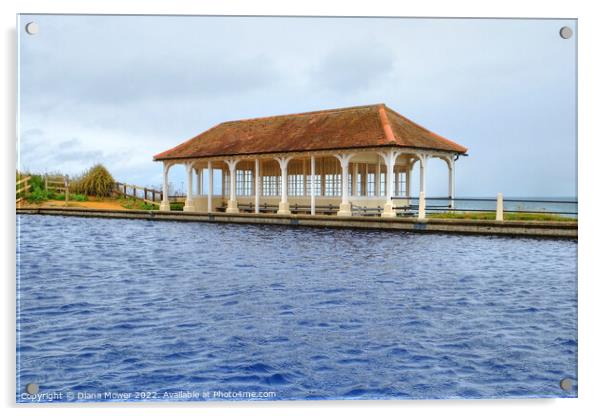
(225, 159, 239, 213)
(496, 193, 504, 221)
(335, 153, 353, 217)
(418, 191, 426, 220)
(254, 159, 260, 214)
(310, 156, 316, 215)
(184, 163, 195, 212)
(64, 175, 69, 207)
(160, 162, 171, 211)
(207, 161, 213, 213)
(276, 156, 292, 215)
(380, 149, 401, 218)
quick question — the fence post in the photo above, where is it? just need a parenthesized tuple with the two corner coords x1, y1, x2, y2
(418, 191, 426, 220)
(496, 193, 504, 221)
(64, 175, 69, 206)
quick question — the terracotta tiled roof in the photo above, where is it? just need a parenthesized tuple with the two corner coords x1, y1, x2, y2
(153, 104, 467, 160)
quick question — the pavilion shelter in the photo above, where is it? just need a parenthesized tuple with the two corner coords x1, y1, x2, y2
(153, 104, 468, 217)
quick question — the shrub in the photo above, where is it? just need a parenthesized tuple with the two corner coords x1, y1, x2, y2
(27, 174, 45, 192)
(170, 202, 184, 211)
(26, 188, 52, 203)
(70, 164, 115, 197)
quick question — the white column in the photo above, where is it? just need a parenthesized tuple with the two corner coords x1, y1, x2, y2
(379, 149, 401, 218)
(197, 167, 203, 196)
(448, 157, 455, 209)
(225, 159, 239, 213)
(160, 162, 171, 211)
(418, 191, 426, 220)
(207, 161, 213, 212)
(276, 156, 292, 215)
(394, 168, 400, 197)
(183, 162, 195, 212)
(419, 156, 428, 195)
(496, 192, 504, 221)
(335, 153, 354, 217)
(254, 159, 260, 214)
(310, 155, 316, 215)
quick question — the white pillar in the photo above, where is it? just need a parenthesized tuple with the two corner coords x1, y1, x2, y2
(197, 167, 203, 196)
(207, 161, 213, 212)
(448, 157, 455, 209)
(276, 156, 292, 215)
(310, 155, 316, 215)
(380, 149, 401, 218)
(394, 168, 400, 197)
(419, 156, 427, 195)
(418, 191, 426, 220)
(225, 159, 239, 213)
(160, 162, 171, 211)
(379, 149, 401, 217)
(183, 162, 195, 212)
(496, 192, 504, 221)
(335, 153, 354, 217)
(254, 159, 260, 214)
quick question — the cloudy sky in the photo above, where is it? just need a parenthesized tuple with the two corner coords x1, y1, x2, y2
(18, 15, 576, 197)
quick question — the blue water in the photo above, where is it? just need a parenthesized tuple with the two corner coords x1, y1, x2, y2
(16, 215, 577, 402)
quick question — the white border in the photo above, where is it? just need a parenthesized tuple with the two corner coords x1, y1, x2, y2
(3, 1, 600, 415)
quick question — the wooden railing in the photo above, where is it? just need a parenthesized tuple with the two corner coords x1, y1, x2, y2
(113, 182, 164, 205)
(16, 176, 31, 203)
(45, 174, 70, 204)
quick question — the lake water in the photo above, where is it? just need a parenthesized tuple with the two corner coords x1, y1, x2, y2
(16, 215, 577, 402)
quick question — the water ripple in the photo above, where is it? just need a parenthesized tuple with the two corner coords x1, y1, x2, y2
(16, 215, 577, 401)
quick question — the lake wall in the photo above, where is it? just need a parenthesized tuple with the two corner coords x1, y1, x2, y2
(16, 207, 577, 239)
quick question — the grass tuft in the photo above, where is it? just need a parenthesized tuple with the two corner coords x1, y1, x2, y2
(70, 164, 115, 197)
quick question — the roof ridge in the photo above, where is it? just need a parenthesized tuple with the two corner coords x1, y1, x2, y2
(219, 103, 384, 126)
(384, 105, 468, 153)
(377, 104, 397, 144)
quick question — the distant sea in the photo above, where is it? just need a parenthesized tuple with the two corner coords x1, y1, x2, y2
(415, 196, 578, 217)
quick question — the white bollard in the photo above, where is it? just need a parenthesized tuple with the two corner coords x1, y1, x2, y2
(496, 192, 504, 221)
(418, 191, 426, 220)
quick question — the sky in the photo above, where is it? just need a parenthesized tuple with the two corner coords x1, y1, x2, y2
(18, 15, 577, 197)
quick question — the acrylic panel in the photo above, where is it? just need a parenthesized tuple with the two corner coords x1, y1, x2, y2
(16, 14, 577, 403)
